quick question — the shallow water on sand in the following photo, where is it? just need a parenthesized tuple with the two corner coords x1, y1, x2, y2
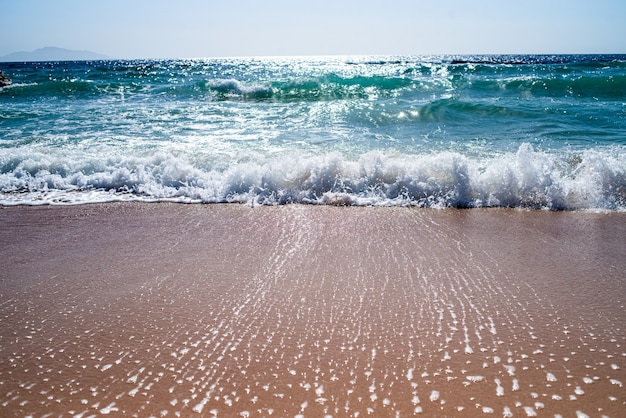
(0, 204, 624, 417)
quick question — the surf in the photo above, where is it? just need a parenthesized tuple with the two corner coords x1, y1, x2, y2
(0, 144, 624, 210)
(1, 55, 625, 209)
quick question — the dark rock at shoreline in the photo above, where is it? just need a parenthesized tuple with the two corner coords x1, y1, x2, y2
(0, 71, 11, 87)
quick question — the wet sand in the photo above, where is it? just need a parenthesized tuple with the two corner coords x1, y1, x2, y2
(0, 203, 624, 417)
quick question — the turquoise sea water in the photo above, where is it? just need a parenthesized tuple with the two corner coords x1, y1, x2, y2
(1, 55, 625, 209)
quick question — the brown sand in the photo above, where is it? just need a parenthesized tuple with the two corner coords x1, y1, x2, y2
(0, 203, 624, 417)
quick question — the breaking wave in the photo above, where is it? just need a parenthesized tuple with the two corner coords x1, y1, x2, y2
(1, 144, 624, 210)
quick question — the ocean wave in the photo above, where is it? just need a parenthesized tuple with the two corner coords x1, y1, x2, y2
(198, 74, 626, 103)
(493, 75, 626, 99)
(4, 56, 626, 103)
(1, 144, 624, 210)
(446, 54, 626, 66)
(201, 75, 416, 102)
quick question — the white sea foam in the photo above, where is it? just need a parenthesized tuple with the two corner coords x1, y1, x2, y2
(99, 403, 119, 414)
(429, 390, 440, 402)
(206, 78, 271, 98)
(512, 379, 520, 391)
(1, 144, 624, 209)
(523, 406, 537, 416)
(494, 379, 504, 396)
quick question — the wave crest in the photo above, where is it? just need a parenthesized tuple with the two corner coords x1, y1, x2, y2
(1, 144, 624, 210)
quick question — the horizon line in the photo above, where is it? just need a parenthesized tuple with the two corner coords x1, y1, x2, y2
(2, 51, 626, 63)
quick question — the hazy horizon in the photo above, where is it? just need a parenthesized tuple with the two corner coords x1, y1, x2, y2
(4, 47, 626, 63)
(1, 1, 625, 60)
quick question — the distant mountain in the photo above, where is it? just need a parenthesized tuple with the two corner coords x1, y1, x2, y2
(0, 47, 110, 62)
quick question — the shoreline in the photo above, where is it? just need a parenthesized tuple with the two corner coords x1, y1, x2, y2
(1, 203, 624, 416)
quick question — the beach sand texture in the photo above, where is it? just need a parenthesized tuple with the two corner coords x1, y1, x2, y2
(0, 204, 624, 417)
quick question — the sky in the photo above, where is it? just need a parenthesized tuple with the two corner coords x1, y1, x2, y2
(1, 0, 625, 59)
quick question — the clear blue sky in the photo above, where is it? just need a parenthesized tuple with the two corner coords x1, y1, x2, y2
(1, 0, 625, 58)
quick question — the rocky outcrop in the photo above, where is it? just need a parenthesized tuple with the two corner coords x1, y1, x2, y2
(0, 71, 11, 87)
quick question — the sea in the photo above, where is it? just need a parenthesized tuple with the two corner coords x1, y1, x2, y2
(1, 55, 625, 209)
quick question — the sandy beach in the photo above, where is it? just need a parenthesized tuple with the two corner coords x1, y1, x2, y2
(0, 203, 624, 417)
